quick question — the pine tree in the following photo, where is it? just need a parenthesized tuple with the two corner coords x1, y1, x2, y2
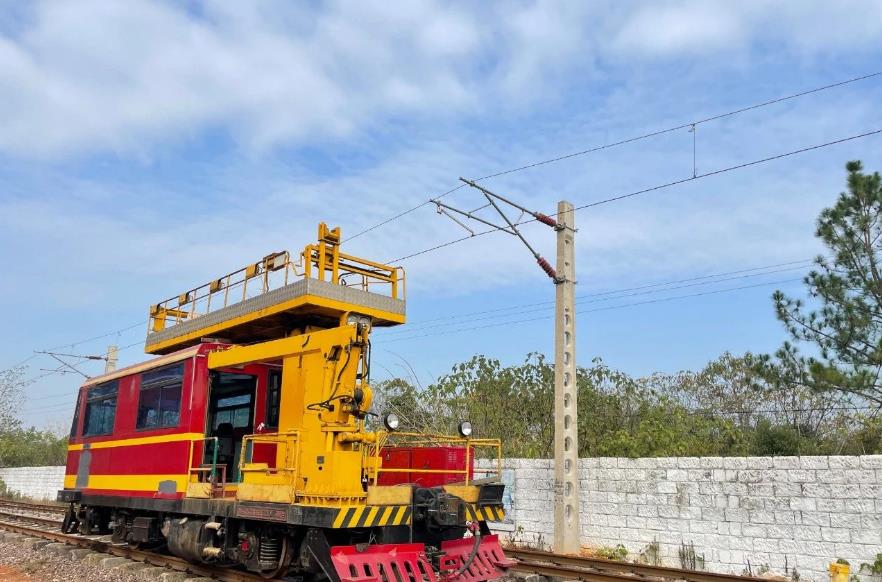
(761, 160, 882, 405)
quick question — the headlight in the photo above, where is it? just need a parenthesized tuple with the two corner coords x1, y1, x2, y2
(383, 413, 400, 431)
(458, 421, 473, 437)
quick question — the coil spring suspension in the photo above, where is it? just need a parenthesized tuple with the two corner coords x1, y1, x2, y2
(259, 533, 281, 567)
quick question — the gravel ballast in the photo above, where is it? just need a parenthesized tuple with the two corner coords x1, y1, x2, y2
(0, 530, 212, 581)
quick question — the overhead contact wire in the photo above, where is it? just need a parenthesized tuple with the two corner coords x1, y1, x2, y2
(382, 277, 804, 343)
(383, 258, 818, 333)
(388, 128, 882, 263)
(349, 71, 882, 245)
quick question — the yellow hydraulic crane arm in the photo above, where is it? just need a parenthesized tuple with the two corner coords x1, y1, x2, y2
(207, 322, 375, 502)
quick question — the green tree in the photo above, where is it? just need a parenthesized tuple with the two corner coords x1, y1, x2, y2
(373, 348, 882, 457)
(761, 160, 882, 407)
(429, 354, 555, 457)
(0, 428, 68, 467)
(0, 367, 25, 431)
(0, 367, 69, 467)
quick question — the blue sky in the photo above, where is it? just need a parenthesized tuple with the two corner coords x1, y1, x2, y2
(2, 1, 882, 428)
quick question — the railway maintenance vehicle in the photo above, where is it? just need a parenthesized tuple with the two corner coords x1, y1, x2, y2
(57, 223, 512, 581)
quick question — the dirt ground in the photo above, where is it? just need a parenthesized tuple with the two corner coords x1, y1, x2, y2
(0, 564, 33, 582)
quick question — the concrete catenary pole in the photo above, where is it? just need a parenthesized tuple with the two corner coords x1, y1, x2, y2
(553, 200, 580, 553)
(105, 345, 118, 374)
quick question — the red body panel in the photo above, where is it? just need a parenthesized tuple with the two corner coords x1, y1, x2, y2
(378, 446, 474, 487)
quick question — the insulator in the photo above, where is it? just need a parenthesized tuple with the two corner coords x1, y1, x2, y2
(534, 212, 558, 228)
(537, 257, 557, 280)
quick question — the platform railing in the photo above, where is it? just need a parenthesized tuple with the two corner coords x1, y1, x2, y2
(148, 251, 297, 333)
(302, 244, 405, 301)
(365, 432, 503, 486)
(147, 226, 405, 336)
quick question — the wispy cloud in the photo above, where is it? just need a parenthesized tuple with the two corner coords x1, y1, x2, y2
(2, 1, 880, 157)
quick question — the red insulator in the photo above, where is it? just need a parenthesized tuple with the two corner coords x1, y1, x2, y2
(534, 212, 557, 228)
(537, 257, 557, 279)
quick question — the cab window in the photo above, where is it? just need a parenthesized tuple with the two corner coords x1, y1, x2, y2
(137, 363, 184, 429)
(70, 393, 82, 437)
(83, 381, 118, 436)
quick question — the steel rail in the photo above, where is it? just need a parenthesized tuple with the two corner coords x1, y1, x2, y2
(509, 548, 770, 582)
(0, 518, 271, 581)
(513, 559, 653, 582)
(0, 508, 63, 528)
(0, 499, 66, 514)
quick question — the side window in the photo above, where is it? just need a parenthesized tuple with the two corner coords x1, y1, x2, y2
(83, 381, 118, 436)
(70, 392, 83, 437)
(137, 363, 184, 430)
(266, 370, 281, 428)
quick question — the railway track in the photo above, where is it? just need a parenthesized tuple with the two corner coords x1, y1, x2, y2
(0, 501, 275, 581)
(508, 547, 770, 582)
(0, 500, 772, 582)
(0, 498, 66, 514)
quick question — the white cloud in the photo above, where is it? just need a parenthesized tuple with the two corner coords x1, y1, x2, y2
(0, 0, 485, 156)
(2, 1, 881, 158)
(614, 0, 882, 58)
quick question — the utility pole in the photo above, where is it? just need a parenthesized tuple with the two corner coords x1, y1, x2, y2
(434, 181, 582, 554)
(105, 345, 118, 373)
(553, 201, 580, 553)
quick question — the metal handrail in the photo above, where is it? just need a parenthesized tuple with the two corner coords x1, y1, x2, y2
(149, 251, 297, 333)
(187, 436, 219, 477)
(187, 436, 229, 496)
(239, 431, 302, 483)
(147, 228, 405, 336)
(366, 432, 503, 486)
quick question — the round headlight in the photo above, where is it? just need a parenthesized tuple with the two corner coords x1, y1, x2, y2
(383, 413, 400, 431)
(458, 421, 473, 437)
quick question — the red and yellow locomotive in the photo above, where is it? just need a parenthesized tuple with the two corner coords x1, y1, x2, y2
(58, 224, 512, 581)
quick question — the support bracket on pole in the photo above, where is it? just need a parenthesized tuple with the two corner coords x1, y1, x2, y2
(433, 177, 563, 283)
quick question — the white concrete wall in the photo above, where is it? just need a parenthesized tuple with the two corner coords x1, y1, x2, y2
(496, 456, 882, 582)
(4, 457, 882, 581)
(0, 466, 66, 501)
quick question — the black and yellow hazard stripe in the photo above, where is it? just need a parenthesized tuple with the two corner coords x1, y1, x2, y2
(332, 503, 505, 528)
(466, 504, 505, 522)
(332, 505, 412, 529)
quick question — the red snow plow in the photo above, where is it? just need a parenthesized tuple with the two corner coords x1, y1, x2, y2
(331, 534, 515, 582)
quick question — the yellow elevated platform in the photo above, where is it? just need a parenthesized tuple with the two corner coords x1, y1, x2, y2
(145, 224, 405, 355)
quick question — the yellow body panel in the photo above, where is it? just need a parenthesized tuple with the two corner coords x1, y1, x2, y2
(366, 486, 413, 506)
(68, 432, 205, 452)
(443, 485, 480, 503)
(186, 482, 212, 499)
(236, 483, 296, 503)
(64, 473, 189, 493)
